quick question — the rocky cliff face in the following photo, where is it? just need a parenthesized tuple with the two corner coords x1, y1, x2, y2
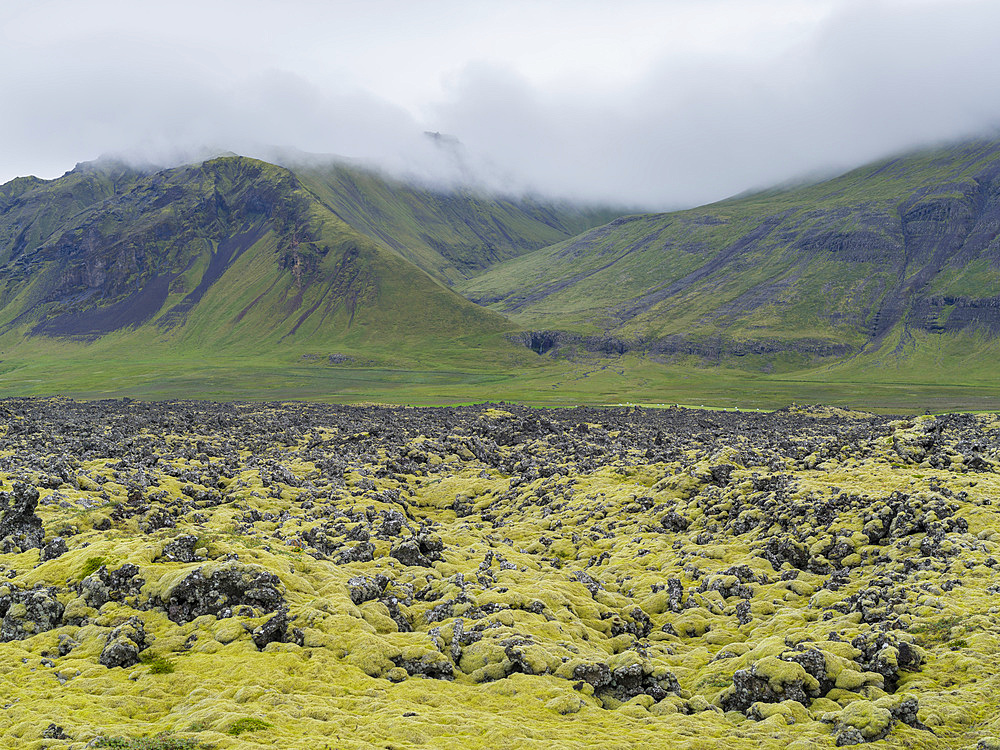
(0, 156, 524, 354)
(0, 158, 318, 338)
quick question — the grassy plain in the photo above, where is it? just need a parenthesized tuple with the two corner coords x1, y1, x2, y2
(4, 337, 1000, 413)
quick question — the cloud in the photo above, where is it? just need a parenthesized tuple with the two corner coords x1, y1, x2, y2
(429, 0, 1000, 207)
(2, 0, 1000, 208)
(0, 31, 425, 178)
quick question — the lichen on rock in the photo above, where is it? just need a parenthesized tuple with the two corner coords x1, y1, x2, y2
(99, 615, 148, 669)
(155, 560, 285, 623)
(0, 481, 44, 552)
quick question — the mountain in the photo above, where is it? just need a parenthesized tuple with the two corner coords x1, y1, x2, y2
(294, 162, 621, 285)
(0, 155, 617, 368)
(5, 139, 1000, 407)
(458, 139, 1000, 369)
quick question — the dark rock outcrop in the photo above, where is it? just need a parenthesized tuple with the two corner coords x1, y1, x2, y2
(0, 586, 64, 641)
(573, 661, 680, 706)
(0, 482, 44, 553)
(99, 616, 147, 668)
(157, 562, 284, 624)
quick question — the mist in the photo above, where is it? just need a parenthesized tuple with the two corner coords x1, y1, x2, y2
(3, 0, 1000, 209)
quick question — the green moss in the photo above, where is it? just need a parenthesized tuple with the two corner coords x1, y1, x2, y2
(834, 668, 880, 691)
(138, 652, 176, 674)
(911, 615, 964, 644)
(544, 693, 585, 715)
(837, 700, 894, 739)
(753, 656, 820, 694)
(93, 734, 204, 749)
(80, 556, 106, 578)
(227, 717, 274, 736)
(2, 401, 1000, 748)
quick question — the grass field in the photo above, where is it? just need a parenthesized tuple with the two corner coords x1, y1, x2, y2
(4, 343, 1000, 413)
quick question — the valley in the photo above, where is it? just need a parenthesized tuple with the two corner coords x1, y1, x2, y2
(3, 140, 1000, 409)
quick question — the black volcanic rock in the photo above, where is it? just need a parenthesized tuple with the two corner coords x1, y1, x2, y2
(0, 482, 44, 553)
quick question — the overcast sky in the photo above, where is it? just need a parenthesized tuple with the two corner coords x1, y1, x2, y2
(2, 0, 1000, 208)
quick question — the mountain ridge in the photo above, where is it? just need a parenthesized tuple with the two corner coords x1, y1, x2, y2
(459, 138, 1000, 369)
(0, 155, 616, 364)
(4, 139, 1000, 405)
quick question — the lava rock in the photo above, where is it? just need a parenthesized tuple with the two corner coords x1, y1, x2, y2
(0, 586, 65, 641)
(42, 724, 69, 739)
(393, 653, 454, 680)
(336, 541, 375, 564)
(348, 574, 388, 605)
(252, 609, 291, 650)
(79, 564, 145, 609)
(99, 616, 147, 669)
(0, 482, 44, 553)
(158, 562, 285, 624)
(390, 533, 444, 567)
(159, 534, 201, 563)
(661, 511, 691, 532)
(572, 661, 680, 706)
(39, 536, 68, 562)
(851, 632, 924, 691)
(57, 633, 78, 656)
(720, 656, 821, 713)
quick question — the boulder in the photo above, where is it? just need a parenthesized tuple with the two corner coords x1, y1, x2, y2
(99, 616, 147, 669)
(0, 482, 44, 553)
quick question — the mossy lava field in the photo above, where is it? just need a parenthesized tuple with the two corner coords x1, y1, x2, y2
(2, 399, 1000, 749)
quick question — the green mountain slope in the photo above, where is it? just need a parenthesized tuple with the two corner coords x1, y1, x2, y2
(0, 160, 148, 269)
(0, 156, 525, 370)
(459, 139, 1000, 366)
(294, 162, 620, 284)
(6, 140, 1000, 408)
